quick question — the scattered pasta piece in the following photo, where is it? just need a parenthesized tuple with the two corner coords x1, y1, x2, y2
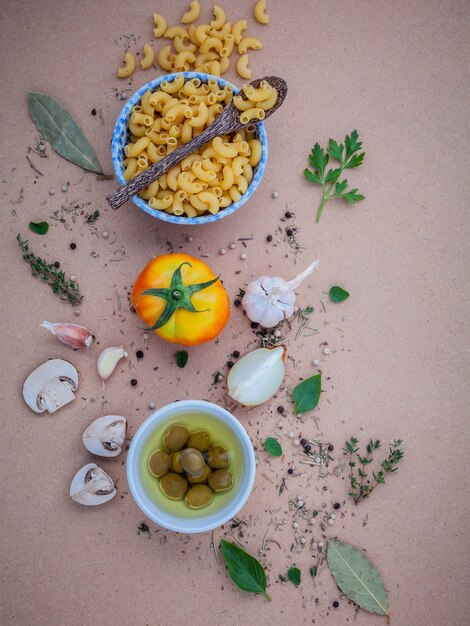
(123, 76, 264, 217)
(254, 0, 269, 25)
(236, 54, 251, 79)
(118, 52, 136, 78)
(140, 44, 155, 70)
(181, 1, 201, 24)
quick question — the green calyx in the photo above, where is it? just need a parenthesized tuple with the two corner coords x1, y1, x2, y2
(139, 262, 220, 331)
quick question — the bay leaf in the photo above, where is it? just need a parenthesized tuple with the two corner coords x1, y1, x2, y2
(28, 221, 49, 235)
(263, 437, 282, 457)
(327, 539, 388, 615)
(292, 373, 321, 413)
(220, 540, 271, 601)
(28, 93, 102, 173)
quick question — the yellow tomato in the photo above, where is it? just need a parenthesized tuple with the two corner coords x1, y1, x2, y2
(132, 254, 230, 346)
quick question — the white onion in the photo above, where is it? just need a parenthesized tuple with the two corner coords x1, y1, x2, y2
(227, 346, 286, 406)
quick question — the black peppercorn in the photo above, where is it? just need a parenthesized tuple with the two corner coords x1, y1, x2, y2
(227, 361, 234, 368)
(328, 444, 334, 451)
(234, 298, 241, 307)
(332, 601, 339, 609)
(277, 406, 284, 414)
(70, 242, 77, 250)
(285, 211, 292, 218)
(232, 350, 240, 358)
(333, 502, 341, 510)
(304, 444, 312, 453)
(91, 108, 97, 116)
(287, 468, 294, 475)
(300, 438, 307, 446)
(266, 234, 273, 242)
(250, 321, 258, 329)
(286, 228, 294, 237)
(54, 261, 60, 268)
(136, 350, 144, 359)
(130, 379, 138, 386)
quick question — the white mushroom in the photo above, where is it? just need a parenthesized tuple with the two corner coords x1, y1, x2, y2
(70, 463, 116, 506)
(82, 415, 127, 457)
(23, 359, 79, 414)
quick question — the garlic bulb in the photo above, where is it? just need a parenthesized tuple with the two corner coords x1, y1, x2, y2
(227, 346, 286, 406)
(41, 321, 94, 349)
(242, 260, 320, 328)
(97, 346, 127, 381)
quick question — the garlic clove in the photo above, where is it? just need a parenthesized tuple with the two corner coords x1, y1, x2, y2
(227, 346, 286, 406)
(97, 346, 128, 381)
(23, 358, 79, 414)
(82, 415, 127, 457)
(70, 463, 116, 505)
(41, 321, 94, 349)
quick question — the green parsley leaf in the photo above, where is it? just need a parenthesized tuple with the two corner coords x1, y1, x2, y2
(327, 139, 344, 162)
(329, 286, 350, 302)
(308, 143, 329, 176)
(263, 437, 282, 457)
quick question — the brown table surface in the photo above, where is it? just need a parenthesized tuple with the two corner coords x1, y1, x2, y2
(1, 1, 469, 625)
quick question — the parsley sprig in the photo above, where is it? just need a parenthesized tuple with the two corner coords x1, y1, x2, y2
(344, 437, 404, 504)
(304, 130, 365, 222)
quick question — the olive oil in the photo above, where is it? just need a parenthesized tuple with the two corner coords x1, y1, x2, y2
(140, 411, 243, 518)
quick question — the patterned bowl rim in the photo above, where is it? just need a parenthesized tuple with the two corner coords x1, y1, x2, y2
(111, 71, 268, 225)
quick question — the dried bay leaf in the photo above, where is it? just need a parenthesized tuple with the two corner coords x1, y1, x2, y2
(28, 93, 102, 173)
(327, 539, 388, 615)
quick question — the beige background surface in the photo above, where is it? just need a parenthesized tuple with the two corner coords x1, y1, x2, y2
(1, 1, 469, 625)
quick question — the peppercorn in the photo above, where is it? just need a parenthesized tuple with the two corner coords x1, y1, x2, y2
(227, 361, 234, 368)
(234, 299, 241, 307)
(91, 108, 97, 116)
(136, 350, 144, 359)
(54, 261, 60, 268)
(232, 350, 240, 358)
(130, 379, 138, 386)
(70, 242, 77, 250)
(328, 444, 334, 451)
(285, 211, 292, 218)
(266, 234, 273, 242)
(304, 444, 312, 453)
(287, 468, 294, 475)
(250, 321, 258, 329)
(277, 406, 284, 414)
(286, 228, 294, 237)
(333, 502, 341, 510)
(332, 601, 339, 609)
(300, 438, 307, 446)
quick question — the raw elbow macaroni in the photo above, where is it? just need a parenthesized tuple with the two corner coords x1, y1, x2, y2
(118, 3, 269, 78)
(233, 80, 278, 123)
(122, 75, 265, 217)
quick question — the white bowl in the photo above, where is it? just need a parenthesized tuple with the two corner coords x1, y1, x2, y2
(126, 400, 256, 533)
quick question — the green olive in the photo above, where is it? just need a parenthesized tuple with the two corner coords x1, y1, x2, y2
(207, 444, 230, 469)
(159, 473, 188, 500)
(148, 449, 171, 478)
(163, 424, 189, 451)
(179, 447, 205, 477)
(186, 430, 212, 452)
(187, 463, 212, 484)
(185, 484, 214, 509)
(170, 451, 184, 473)
(208, 469, 234, 492)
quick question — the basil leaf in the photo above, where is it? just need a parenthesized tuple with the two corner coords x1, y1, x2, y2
(175, 350, 188, 368)
(263, 437, 282, 457)
(28, 221, 49, 235)
(287, 567, 301, 586)
(329, 286, 350, 302)
(327, 539, 388, 616)
(28, 92, 102, 173)
(220, 540, 271, 601)
(292, 373, 321, 414)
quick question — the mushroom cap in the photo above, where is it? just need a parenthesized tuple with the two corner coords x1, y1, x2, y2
(82, 415, 127, 457)
(70, 463, 116, 506)
(23, 359, 79, 413)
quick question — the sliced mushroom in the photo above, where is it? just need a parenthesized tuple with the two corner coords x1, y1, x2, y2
(70, 463, 116, 505)
(23, 359, 79, 414)
(82, 415, 127, 457)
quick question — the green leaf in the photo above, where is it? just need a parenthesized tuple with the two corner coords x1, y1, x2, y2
(339, 189, 365, 205)
(287, 567, 301, 586)
(292, 373, 321, 413)
(344, 152, 365, 169)
(327, 139, 344, 162)
(28, 92, 102, 173)
(263, 437, 282, 457)
(310, 565, 317, 579)
(345, 130, 362, 158)
(176, 350, 188, 368)
(329, 286, 350, 303)
(28, 221, 49, 235)
(304, 168, 321, 185)
(308, 143, 329, 176)
(327, 539, 388, 616)
(335, 179, 348, 194)
(220, 540, 271, 601)
(325, 168, 341, 184)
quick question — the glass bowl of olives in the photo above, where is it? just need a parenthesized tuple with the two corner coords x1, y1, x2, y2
(126, 400, 256, 533)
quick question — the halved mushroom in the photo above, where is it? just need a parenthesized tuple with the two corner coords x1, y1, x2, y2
(23, 359, 79, 414)
(82, 415, 127, 457)
(70, 463, 116, 505)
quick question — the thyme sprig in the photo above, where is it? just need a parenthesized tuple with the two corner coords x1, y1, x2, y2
(344, 437, 404, 504)
(16, 234, 82, 305)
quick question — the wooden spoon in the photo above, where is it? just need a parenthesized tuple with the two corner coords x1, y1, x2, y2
(106, 76, 287, 210)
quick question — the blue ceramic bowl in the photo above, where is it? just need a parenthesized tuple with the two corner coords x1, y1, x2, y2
(111, 72, 268, 225)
